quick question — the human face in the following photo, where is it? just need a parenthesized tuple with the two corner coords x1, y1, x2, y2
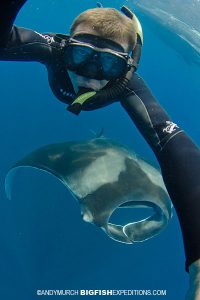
(69, 24, 129, 91)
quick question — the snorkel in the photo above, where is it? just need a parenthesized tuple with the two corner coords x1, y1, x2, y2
(67, 5, 143, 115)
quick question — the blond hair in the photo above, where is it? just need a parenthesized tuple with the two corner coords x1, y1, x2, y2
(70, 8, 137, 51)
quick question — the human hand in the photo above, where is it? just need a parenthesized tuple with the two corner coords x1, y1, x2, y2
(185, 259, 200, 300)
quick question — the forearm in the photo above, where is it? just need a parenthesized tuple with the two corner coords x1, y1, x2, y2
(121, 74, 200, 273)
(0, 0, 54, 63)
(0, 0, 27, 45)
(186, 259, 200, 300)
(121, 75, 182, 156)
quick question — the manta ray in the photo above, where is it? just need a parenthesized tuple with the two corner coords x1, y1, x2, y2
(5, 138, 172, 244)
(132, 1, 200, 65)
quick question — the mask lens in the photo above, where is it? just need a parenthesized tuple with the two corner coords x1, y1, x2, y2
(65, 44, 93, 70)
(65, 40, 128, 80)
(100, 53, 127, 79)
(72, 45, 93, 64)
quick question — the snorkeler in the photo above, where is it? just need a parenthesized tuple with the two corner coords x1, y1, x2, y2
(0, 1, 142, 114)
(1, 1, 200, 299)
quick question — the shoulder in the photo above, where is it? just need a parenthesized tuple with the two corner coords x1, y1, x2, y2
(123, 72, 155, 100)
(129, 73, 150, 92)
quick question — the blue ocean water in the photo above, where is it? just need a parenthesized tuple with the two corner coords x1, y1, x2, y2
(1, 0, 200, 299)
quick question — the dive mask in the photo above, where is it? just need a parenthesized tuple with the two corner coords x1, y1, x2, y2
(64, 33, 131, 81)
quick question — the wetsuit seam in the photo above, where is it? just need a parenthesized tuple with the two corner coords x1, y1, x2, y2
(158, 130, 184, 154)
(131, 90, 163, 151)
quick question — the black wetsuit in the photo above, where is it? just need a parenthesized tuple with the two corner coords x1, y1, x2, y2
(1, 0, 200, 272)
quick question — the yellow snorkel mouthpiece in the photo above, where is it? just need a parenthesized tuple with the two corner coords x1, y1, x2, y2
(67, 89, 97, 115)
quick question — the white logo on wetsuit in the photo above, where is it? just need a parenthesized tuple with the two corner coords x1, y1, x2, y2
(34, 31, 55, 44)
(163, 121, 179, 134)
